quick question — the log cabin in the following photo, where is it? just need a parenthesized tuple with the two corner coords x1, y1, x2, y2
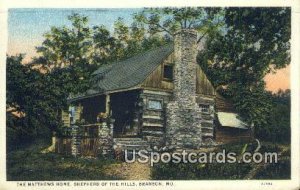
(57, 29, 253, 156)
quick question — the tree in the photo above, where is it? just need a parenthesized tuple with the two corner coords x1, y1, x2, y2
(198, 7, 291, 126)
(34, 13, 92, 70)
(92, 25, 117, 65)
(255, 89, 290, 143)
(113, 17, 170, 60)
(134, 7, 224, 43)
(7, 55, 61, 147)
(24, 12, 170, 134)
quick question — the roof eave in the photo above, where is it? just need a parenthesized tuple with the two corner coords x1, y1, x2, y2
(67, 85, 142, 103)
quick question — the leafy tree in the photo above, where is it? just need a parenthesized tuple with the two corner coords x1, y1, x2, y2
(38, 14, 96, 93)
(113, 17, 170, 60)
(15, 12, 170, 138)
(7, 55, 59, 147)
(34, 13, 92, 70)
(198, 7, 291, 126)
(134, 7, 224, 43)
(255, 89, 290, 143)
(92, 25, 117, 65)
(199, 8, 290, 86)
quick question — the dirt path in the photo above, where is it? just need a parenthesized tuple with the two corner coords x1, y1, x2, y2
(103, 161, 152, 180)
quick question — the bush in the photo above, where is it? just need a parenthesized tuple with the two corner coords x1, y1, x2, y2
(255, 90, 290, 144)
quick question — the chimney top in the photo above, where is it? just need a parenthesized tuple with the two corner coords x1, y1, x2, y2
(174, 29, 197, 37)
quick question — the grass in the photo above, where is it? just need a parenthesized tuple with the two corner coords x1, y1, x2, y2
(152, 161, 253, 180)
(7, 139, 291, 180)
(151, 142, 254, 180)
(253, 160, 291, 179)
(6, 139, 122, 181)
(151, 141, 290, 180)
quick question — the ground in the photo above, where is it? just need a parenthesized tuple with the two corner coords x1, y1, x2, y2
(6, 139, 290, 180)
(7, 139, 152, 180)
(103, 162, 151, 180)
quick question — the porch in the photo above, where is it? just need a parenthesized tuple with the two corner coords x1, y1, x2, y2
(65, 90, 142, 138)
(57, 89, 171, 157)
(54, 121, 149, 157)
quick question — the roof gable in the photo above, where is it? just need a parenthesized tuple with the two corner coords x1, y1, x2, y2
(94, 44, 173, 92)
(69, 45, 174, 100)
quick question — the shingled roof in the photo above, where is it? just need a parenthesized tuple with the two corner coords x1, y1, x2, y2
(69, 44, 174, 101)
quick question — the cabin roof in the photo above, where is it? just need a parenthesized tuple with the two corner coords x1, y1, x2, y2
(217, 112, 249, 129)
(69, 44, 173, 101)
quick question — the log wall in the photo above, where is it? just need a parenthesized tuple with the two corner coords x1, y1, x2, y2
(215, 126, 253, 144)
(140, 89, 172, 146)
(141, 52, 216, 97)
(61, 105, 83, 127)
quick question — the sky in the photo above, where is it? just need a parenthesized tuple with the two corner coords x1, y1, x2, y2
(7, 8, 290, 92)
(8, 8, 138, 62)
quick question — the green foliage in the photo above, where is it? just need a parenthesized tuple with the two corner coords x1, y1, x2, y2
(6, 55, 53, 149)
(7, 12, 170, 147)
(152, 142, 255, 180)
(198, 7, 291, 128)
(229, 82, 273, 126)
(255, 90, 291, 143)
(7, 139, 121, 180)
(199, 8, 290, 86)
(34, 13, 93, 69)
(152, 143, 290, 180)
(134, 7, 225, 42)
(254, 160, 290, 179)
(152, 161, 252, 180)
(136, 7, 291, 132)
(258, 142, 281, 153)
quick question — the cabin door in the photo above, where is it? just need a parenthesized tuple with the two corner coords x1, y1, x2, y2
(110, 91, 139, 137)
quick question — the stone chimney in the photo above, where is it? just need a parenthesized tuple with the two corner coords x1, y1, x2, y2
(166, 29, 202, 149)
(173, 29, 198, 107)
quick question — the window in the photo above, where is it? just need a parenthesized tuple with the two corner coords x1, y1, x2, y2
(163, 65, 173, 80)
(148, 99, 163, 110)
(199, 104, 210, 113)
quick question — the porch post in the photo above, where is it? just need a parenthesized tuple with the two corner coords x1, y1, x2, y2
(105, 94, 110, 116)
(71, 124, 80, 157)
(52, 131, 56, 152)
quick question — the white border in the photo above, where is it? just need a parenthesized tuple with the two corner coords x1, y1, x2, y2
(0, 1, 299, 190)
(0, 0, 295, 8)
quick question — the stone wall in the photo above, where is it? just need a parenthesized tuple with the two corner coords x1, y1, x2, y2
(98, 119, 114, 156)
(166, 29, 203, 149)
(71, 125, 81, 156)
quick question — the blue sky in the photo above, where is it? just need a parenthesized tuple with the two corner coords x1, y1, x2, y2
(8, 8, 141, 60)
(8, 8, 140, 39)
